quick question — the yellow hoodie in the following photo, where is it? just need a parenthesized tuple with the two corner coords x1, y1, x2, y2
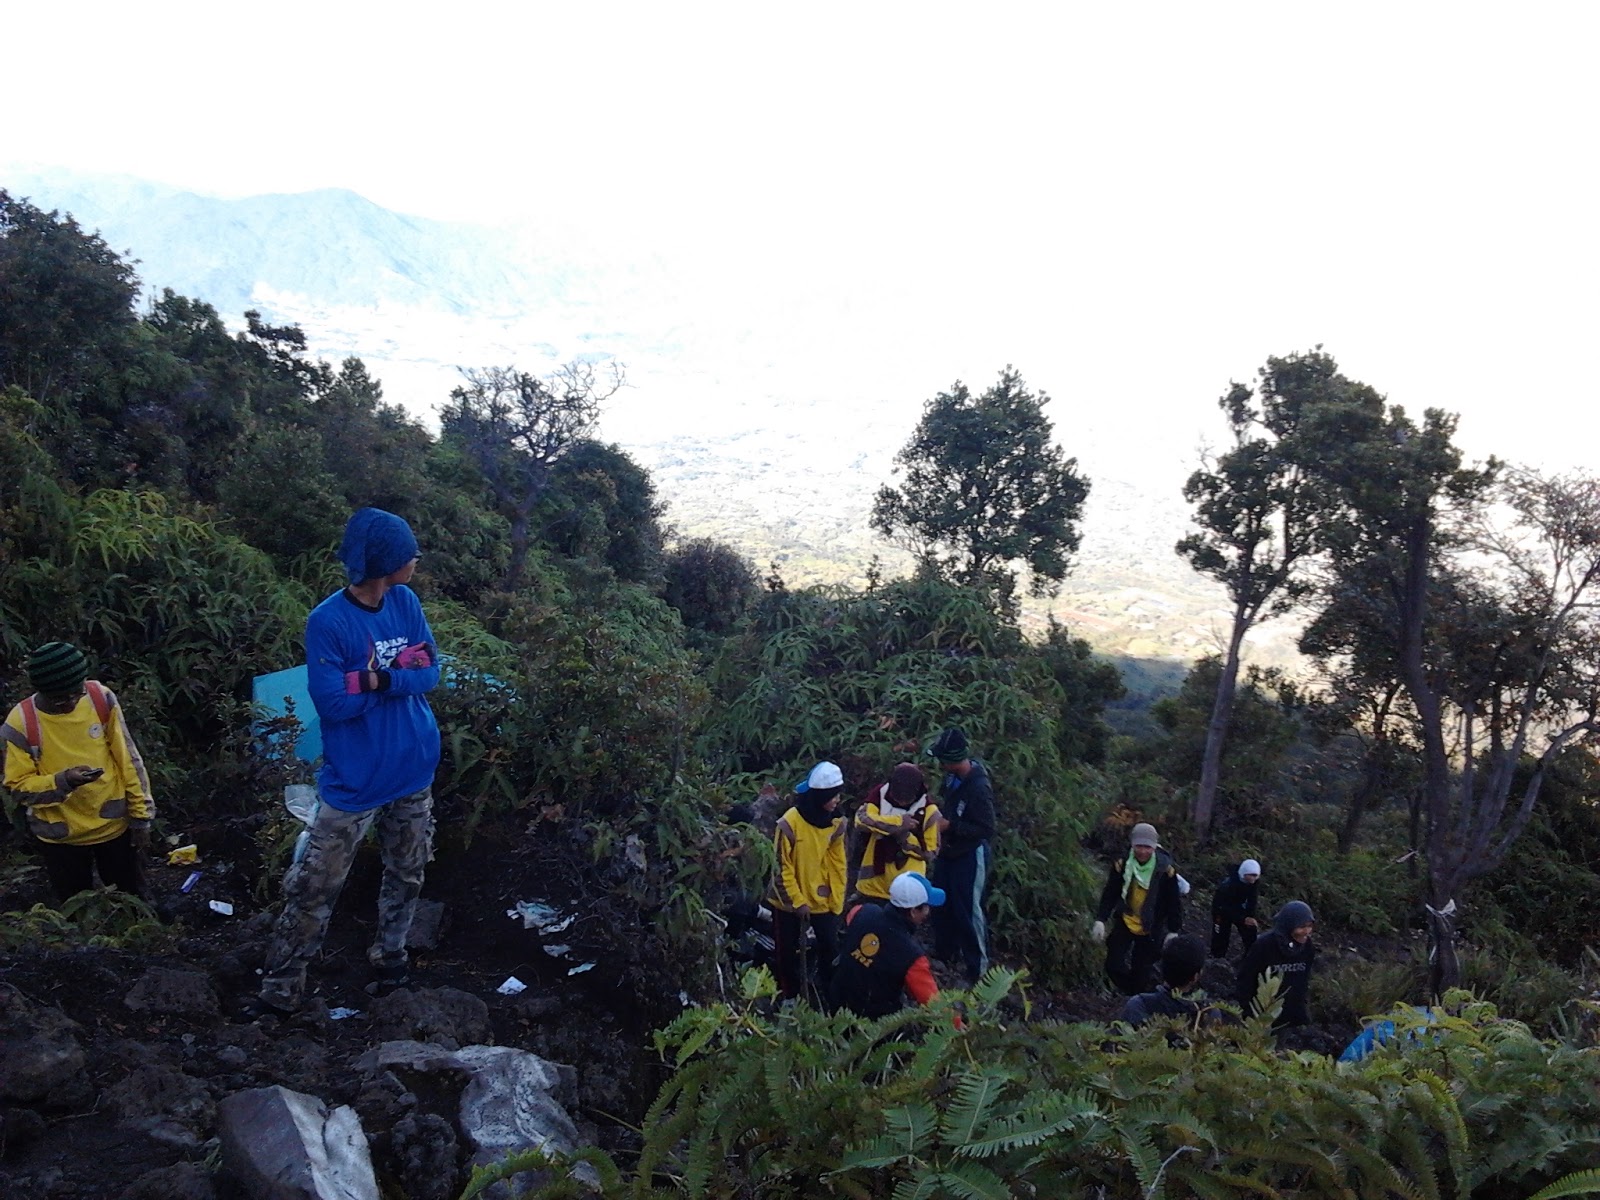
(769, 807, 846, 915)
(2, 685, 154, 846)
(854, 786, 942, 900)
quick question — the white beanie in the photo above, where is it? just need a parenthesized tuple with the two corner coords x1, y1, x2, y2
(1240, 859, 1262, 879)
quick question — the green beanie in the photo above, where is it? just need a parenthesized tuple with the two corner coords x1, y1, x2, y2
(27, 642, 88, 697)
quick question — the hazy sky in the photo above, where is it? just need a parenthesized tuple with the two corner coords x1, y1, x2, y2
(8, 2, 1597, 475)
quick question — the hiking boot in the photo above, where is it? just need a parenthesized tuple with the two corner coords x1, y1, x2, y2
(368, 958, 410, 995)
(237, 994, 298, 1024)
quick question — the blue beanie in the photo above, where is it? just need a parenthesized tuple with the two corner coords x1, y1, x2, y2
(339, 508, 419, 585)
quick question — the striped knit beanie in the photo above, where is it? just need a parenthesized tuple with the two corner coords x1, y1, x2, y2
(28, 642, 88, 696)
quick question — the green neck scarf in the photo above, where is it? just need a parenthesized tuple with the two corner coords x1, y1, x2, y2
(1122, 850, 1157, 898)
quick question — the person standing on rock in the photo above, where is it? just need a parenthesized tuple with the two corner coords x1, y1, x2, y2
(1092, 822, 1182, 995)
(254, 508, 441, 1016)
(926, 727, 995, 986)
(2, 641, 154, 901)
(768, 761, 848, 1002)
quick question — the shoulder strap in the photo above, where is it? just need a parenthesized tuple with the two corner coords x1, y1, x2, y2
(19, 697, 41, 760)
(86, 681, 112, 725)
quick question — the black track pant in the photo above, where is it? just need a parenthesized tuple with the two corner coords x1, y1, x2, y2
(1210, 914, 1258, 958)
(772, 910, 840, 1002)
(36, 831, 145, 902)
(1104, 919, 1163, 995)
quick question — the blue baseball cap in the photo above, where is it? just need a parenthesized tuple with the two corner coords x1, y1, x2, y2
(890, 872, 946, 909)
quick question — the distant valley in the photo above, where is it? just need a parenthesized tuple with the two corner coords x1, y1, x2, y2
(4, 166, 1292, 672)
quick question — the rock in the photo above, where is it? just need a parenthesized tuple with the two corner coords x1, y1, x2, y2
(217, 1045, 250, 1069)
(0, 983, 92, 1108)
(217, 1085, 379, 1200)
(105, 1064, 216, 1148)
(370, 987, 491, 1051)
(1, 1105, 47, 1154)
(120, 1161, 217, 1200)
(406, 900, 448, 951)
(390, 1112, 459, 1200)
(125, 967, 220, 1017)
(354, 1041, 588, 1196)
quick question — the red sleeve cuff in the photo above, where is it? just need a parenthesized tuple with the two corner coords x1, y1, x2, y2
(904, 956, 939, 1007)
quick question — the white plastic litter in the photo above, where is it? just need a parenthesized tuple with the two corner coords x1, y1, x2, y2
(209, 900, 235, 916)
(567, 962, 595, 977)
(329, 1007, 363, 1020)
(497, 976, 528, 995)
(506, 900, 576, 934)
(541, 944, 572, 958)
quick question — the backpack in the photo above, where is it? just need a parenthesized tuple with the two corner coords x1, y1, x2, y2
(15, 682, 113, 764)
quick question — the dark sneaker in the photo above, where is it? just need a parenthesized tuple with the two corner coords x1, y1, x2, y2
(371, 959, 410, 993)
(237, 995, 297, 1023)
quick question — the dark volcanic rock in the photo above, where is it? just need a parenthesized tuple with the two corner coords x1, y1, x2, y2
(390, 1111, 459, 1200)
(105, 1064, 216, 1148)
(124, 967, 220, 1018)
(120, 1161, 217, 1200)
(0, 984, 92, 1108)
(370, 987, 491, 1051)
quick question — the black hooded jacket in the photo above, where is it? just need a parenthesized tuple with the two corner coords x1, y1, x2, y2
(1096, 849, 1182, 937)
(938, 759, 996, 859)
(1235, 903, 1317, 1026)
(1211, 864, 1260, 923)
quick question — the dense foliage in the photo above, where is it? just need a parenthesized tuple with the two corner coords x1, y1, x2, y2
(476, 971, 1600, 1199)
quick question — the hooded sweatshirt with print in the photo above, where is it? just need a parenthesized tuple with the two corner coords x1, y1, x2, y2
(770, 792, 847, 915)
(1236, 900, 1317, 1026)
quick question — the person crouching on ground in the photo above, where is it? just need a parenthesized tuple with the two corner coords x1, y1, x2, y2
(830, 871, 949, 1019)
(854, 762, 944, 904)
(1236, 899, 1318, 1028)
(1120, 933, 1209, 1028)
(1092, 822, 1182, 994)
(2, 642, 154, 902)
(254, 507, 441, 1017)
(769, 761, 848, 1002)
(1210, 858, 1262, 958)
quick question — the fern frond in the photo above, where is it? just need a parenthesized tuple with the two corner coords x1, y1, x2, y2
(928, 1163, 1012, 1200)
(941, 1067, 1014, 1146)
(1527, 1168, 1600, 1200)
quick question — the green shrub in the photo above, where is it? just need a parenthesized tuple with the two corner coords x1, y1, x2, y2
(493, 980, 1600, 1199)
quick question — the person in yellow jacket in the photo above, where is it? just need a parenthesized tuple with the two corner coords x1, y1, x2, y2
(854, 762, 945, 902)
(769, 761, 847, 1001)
(2, 642, 154, 901)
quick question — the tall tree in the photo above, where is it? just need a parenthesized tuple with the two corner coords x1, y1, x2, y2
(440, 361, 622, 589)
(1176, 350, 1382, 841)
(871, 367, 1088, 601)
(1316, 405, 1600, 993)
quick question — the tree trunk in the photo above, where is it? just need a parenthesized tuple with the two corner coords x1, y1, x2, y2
(1191, 608, 1250, 845)
(1426, 878, 1461, 998)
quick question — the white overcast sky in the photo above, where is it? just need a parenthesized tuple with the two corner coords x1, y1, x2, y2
(6, 1, 1597, 475)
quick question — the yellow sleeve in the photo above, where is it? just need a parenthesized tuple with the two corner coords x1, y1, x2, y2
(921, 805, 943, 859)
(103, 694, 154, 821)
(1, 715, 65, 798)
(772, 818, 804, 910)
(825, 821, 847, 914)
(855, 800, 907, 837)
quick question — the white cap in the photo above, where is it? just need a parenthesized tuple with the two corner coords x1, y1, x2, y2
(889, 872, 946, 908)
(795, 761, 844, 793)
(1240, 859, 1262, 879)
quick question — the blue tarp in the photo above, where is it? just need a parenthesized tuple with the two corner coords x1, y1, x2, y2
(253, 665, 321, 763)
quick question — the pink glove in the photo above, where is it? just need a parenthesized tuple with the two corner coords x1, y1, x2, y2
(344, 670, 367, 694)
(394, 643, 432, 669)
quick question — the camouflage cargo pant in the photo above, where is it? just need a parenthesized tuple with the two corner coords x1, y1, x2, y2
(259, 786, 434, 1008)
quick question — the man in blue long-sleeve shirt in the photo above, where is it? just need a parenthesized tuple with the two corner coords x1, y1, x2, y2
(926, 726, 995, 985)
(255, 508, 441, 1015)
